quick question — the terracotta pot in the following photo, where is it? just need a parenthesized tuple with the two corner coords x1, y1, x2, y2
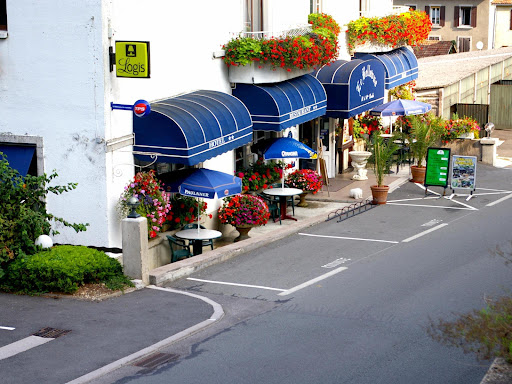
(297, 192, 309, 207)
(410, 165, 426, 184)
(234, 225, 253, 242)
(370, 185, 389, 205)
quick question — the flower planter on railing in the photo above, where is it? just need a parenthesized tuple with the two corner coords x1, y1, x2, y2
(228, 63, 314, 84)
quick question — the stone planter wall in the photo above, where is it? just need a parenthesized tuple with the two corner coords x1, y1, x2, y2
(437, 138, 481, 158)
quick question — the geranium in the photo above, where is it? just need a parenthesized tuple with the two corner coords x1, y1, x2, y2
(237, 158, 291, 192)
(223, 13, 339, 71)
(165, 194, 209, 230)
(218, 194, 270, 227)
(346, 10, 431, 53)
(441, 114, 480, 142)
(285, 169, 323, 194)
(353, 114, 385, 139)
(119, 171, 171, 239)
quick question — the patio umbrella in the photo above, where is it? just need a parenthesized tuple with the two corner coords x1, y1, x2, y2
(369, 99, 432, 133)
(262, 133, 317, 188)
(177, 168, 242, 233)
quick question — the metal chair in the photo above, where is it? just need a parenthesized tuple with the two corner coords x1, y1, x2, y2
(270, 182, 295, 215)
(166, 235, 192, 263)
(257, 193, 281, 225)
(182, 223, 214, 250)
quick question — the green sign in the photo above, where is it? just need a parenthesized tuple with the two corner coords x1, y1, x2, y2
(115, 41, 150, 78)
(424, 147, 451, 187)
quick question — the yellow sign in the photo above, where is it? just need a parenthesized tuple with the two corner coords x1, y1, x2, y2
(115, 41, 150, 78)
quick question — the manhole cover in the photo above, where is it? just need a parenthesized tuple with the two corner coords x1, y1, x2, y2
(32, 327, 71, 338)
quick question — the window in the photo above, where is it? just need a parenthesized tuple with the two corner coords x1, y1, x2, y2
(458, 36, 471, 52)
(0, 0, 7, 31)
(405, 4, 417, 11)
(310, 0, 322, 14)
(425, 5, 445, 27)
(243, 0, 263, 33)
(359, 0, 370, 17)
(428, 36, 441, 40)
(454, 6, 477, 28)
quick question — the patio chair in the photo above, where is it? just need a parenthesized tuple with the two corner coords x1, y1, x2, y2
(393, 135, 412, 174)
(270, 183, 295, 215)
(257, 193, 281, 225)
(166, 235, 193, 263)
(182, 223, 214, 250)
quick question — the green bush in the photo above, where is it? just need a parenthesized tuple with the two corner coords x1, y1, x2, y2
(1, 245, 133, 294)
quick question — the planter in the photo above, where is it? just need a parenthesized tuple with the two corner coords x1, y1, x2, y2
(410, 165, 426, 184)
(370, 185, 389, 205)
(297, 192, 309, 207)
(457, 132, 475, 139)
(234, 225, 254, 242)
(228, 62, 313, 84)
(353, 41, 403, 53)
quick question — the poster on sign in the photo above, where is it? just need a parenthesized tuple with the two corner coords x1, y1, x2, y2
(449, 155, 477, 201)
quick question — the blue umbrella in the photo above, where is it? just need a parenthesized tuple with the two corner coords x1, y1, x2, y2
(263, 134, 317, 187)
(369, 99, 432, 133)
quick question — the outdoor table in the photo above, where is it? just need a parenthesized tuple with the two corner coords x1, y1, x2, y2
(263, 187, 303, 222)
(175, 228, 222, 256)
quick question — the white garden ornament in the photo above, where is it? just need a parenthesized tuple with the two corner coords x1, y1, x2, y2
(35, 235, 53, 249)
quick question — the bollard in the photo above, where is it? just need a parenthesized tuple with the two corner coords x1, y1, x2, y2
(121, 216, 150, 284)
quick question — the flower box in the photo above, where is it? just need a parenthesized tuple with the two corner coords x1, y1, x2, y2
(352, 41, 402, 53)
(228, 63, 314, 84)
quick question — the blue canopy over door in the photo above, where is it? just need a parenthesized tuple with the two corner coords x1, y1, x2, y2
(231, 74, 327, 131)
(0, 144, 36, 175)
(312, 59, 385, 118)
(133, 90, 253, 166)
(353, 47, 418, 89)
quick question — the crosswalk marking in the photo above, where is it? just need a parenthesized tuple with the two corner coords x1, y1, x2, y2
(0, 336, 54, 360)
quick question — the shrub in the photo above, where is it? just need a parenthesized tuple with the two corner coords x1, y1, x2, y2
(1, 245, 133, 294)
(428, 296, 512, 363)
(0, 152, 88, 279)
(218, 194, 270, 227)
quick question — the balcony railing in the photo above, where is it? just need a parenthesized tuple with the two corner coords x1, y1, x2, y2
(236, 24, 312, 40)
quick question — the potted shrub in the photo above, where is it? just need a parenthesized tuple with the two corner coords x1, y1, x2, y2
(285, 169, 323, 207)
(218, 194, 270, 242)
(367, 133, 399, 204)
(408, 115, 442, 183)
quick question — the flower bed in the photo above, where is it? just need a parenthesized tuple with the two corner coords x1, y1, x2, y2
(346, 10, 431, 53)
(223, 13, 339, 71)
(285, 169, 323, 194)
(237, 159, 291, 192)
(441, 115, 480, 142)
(218, 194, 270, 227)
(119, 171, 171, 239)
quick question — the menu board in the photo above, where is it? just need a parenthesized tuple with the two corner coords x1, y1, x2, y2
(425, 148, 451, 187)
(451, 155, 477, 190)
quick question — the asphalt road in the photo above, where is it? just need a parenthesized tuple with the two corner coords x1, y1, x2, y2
(92, 165, 512, 383)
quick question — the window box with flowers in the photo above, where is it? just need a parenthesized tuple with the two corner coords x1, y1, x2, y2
(285, 169, 323, 207)
(346, 10, 431, 54)
(218, 194, 270, 242)
(223, 13, 340, 84)
(118, 171, 172, 239)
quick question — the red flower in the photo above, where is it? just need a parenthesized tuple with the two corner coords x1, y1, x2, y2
(149, 230, 157, 238)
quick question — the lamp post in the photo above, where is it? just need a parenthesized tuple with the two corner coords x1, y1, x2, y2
(484, 122, 495, 138)
(126, 196, 141, 218)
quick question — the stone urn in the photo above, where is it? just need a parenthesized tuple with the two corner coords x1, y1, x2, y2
(297, 192, 309, 207)
(234, 225, 254, 242)
(349, 151, 372, 180)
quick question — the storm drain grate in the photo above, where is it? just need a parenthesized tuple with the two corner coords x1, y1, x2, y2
(133, 352, 180, 370)
(32, 327, 71, 338)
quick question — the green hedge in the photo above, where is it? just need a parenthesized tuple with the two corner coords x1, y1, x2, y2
(1, 245, 133, 294)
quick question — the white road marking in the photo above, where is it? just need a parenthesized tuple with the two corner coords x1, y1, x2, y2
(322, 257, 351, 268)
(0, 336, 53, 360)
(486, 193, 512, 206)
(402, 223, 449, 243)
(187, 278, 286, 292)
(278, 267, 348, 296)
(421, 219, 442, 227)
(298, 233, 399, 244)
(0, 326, 15, 331)
(386, 202, 477, 210)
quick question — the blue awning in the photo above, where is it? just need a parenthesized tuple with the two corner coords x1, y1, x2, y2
(133, 90, 253, 166)
(231, 74, 327, 131)
(312, 59, 385, 118)
(0, 144, 35, 176)
(354, 47, 418, 89)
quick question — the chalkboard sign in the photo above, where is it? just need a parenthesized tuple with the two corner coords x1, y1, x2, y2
(451, 155, 477, 190)
(425, 147, 451, 187)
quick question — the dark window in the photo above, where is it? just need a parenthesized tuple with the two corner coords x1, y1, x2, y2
(0, 0, 7, 30)
(455, 6, 477, 28)
(461, 6, 471, 26)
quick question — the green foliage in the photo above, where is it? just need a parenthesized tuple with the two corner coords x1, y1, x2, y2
(366, 133, 399, 187)
(428, 296, 512, 363)
(166, 194, 208, 230)
(1, 245, 133, 294)
(408, 115, 441, 167)
(0, 152, 88, 278)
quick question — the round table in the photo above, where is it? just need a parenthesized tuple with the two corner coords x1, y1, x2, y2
(262, 188, 303, 222)
(175, 228, 222, 255)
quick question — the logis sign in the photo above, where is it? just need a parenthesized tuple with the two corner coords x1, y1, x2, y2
(112, 41, 150, 78)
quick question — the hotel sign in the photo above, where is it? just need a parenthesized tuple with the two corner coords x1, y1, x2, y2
(114, 41, 150, 78)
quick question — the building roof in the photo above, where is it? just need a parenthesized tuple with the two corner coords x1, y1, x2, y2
(415, 47, 512, 90)
(492, 0, 512, 5)
(413, 40, 456, 59)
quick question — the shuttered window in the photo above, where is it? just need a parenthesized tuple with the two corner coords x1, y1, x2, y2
(455, 6, 477, 28)
(0, 0, 6, 31)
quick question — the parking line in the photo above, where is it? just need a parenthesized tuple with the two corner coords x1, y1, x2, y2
(402, 223, 448, 243)
(486, 193, 512, 207)
(278, 266, 348, 296)
(0, 336, 53, 360)
(0, 326, 15, 331)
(187, 278, 286, 293)
(298, 233, 398, 244)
